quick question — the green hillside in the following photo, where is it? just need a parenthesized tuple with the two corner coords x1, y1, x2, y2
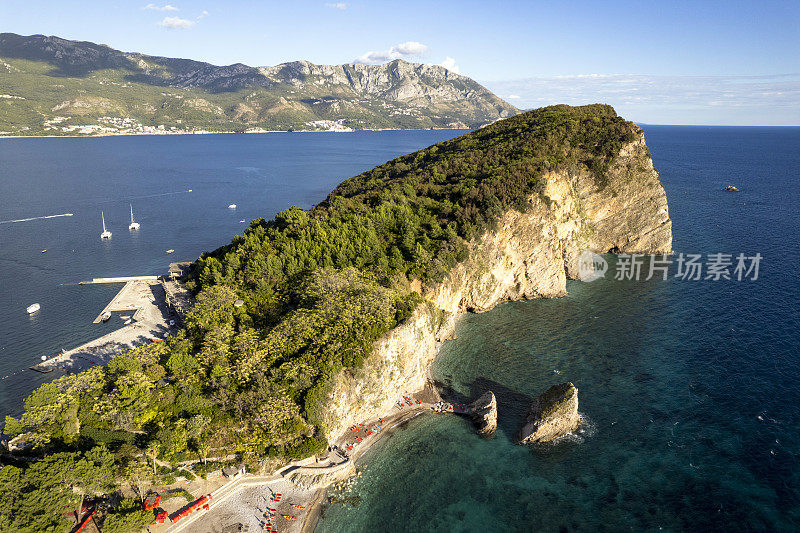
(0, 105, 638, 532)
(0, 33, 518, 136)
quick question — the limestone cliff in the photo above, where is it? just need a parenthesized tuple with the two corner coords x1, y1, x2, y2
(320, 128, 671, 442)
(517, 382, 581, 444)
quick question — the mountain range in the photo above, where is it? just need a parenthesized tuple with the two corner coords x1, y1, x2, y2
(0, 33, 518, 136)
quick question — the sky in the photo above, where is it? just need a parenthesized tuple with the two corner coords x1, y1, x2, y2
(1, 0, 799, 125)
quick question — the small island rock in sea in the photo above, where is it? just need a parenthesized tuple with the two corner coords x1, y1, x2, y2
(517, 382, 581, 444)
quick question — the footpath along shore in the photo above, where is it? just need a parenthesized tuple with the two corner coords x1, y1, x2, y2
(170, 383, 453, 533)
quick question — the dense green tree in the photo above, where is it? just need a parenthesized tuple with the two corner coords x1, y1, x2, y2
(4, 106, 642, 519)
(101, 498, 153, 533)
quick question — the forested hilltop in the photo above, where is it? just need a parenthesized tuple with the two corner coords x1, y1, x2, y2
(0, 33, 516, 135)
(1, 105, 643, 532)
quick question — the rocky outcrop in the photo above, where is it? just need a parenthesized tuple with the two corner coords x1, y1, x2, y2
(517, 382, 581, 444)
(321, 130, 672, 441)
(469, 392, 498, 437)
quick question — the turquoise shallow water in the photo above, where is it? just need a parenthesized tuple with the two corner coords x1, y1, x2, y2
(316, 126, 800, 531)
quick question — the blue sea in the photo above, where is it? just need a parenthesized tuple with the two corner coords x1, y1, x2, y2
(0, 130, 466, 418)
(315, 126, 800, 531)
(1, 126, 799, 530)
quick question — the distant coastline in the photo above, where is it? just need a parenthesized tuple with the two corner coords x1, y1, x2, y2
(0, 126, 474, 140)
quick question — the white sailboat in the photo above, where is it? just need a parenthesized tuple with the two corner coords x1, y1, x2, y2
(128, 204, 140, 231)
(100, 211, 112, 240)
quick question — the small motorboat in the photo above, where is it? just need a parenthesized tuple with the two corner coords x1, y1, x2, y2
(26, 303, 41, 314)
(41, 249, 47, 253)
(123, 319, 132, 325)
(187, 189, 193, 192)
(100, 311, 111, 322)
(166, 249, 175, 254)
(120, 315, 131, 320)
(228, 204, 237, 209)
(239, 219, 245, 223)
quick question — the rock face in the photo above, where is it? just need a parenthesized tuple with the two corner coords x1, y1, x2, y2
(517, 383, 581, 444)
(320, 130, 672, 442)
(469, 392, 498, 437)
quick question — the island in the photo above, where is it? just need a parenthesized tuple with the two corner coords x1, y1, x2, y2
(0, 104, 672, 532)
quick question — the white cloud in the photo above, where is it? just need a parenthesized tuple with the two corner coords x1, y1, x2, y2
(325, 2, 347, 9)
(197, 9, 209, 19)
(157, 16, 195, 29)
(439, 56, 460, 74)
(483, 74, 800, 125)
(143, 3, 178, 11)
(354, 41, 429, 64)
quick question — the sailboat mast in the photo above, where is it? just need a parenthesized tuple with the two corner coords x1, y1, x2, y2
(130, 204, 134, 224)
(102, 211, 106, 232)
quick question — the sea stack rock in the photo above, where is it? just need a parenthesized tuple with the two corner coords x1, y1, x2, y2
(517, 382, 580, 444)
(469, 391, 498, 437)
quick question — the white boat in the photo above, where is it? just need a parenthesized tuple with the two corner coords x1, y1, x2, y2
(228, 204, 237, 209)
(120, 315, 131, 320)
(26, 303, 40, 314)
(41, 249, 47, 253)
(239, 219, 245, 223)
(100, 211, 112, 240)
(128, 204, 140, 231)
(100, 311, 111, 322)
(166, 249, 175, 254)
(123, 319, 132, 325)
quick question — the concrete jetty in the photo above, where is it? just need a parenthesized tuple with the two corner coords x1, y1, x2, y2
(79, 275, 159, 285)
(92, 280, 152, 323)
(35, 269, 192, 373)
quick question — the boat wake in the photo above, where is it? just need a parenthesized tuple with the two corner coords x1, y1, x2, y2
(125, 189, 193, 200)
(0, 213, 74, 224)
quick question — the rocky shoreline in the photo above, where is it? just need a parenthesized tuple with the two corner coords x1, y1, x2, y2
(296, 128, 672, 529)
(0, 126, 472, 139)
